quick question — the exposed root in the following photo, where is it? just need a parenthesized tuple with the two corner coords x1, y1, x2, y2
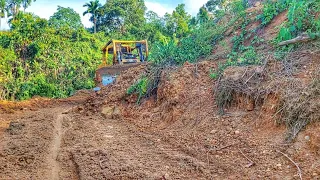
(276, 150, 302, 180)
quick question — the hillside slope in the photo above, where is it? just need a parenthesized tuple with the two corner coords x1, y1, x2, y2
(1, 1, 320, 179)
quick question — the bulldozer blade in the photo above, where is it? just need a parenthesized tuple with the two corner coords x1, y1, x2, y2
(95, 63, 146, 86)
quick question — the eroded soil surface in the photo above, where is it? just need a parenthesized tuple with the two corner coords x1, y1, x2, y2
(1, 100, 319, 179)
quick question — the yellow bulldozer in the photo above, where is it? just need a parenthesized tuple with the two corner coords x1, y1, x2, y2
(95, 40, 148, 87)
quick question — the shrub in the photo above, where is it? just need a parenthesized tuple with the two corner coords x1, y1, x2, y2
(127, 77, 149, 104)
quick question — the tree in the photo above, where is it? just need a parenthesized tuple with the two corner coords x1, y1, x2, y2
(5, 0, 36, 20)
(0, 0, 5, 29)
(205, 0, 225, 13)
(6, 0, 21, 19)
(141, 11, 167, 44)
(49, 6, 83, 30)
(197, 6, 210, 25)
(83, 0, 101, 33)
(95, 0, 146, 35)
(22, 0, 36, 11)
(164, 4, 191, 39)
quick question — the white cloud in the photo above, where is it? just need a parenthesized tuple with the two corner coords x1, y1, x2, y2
(145, 0, 208, 17)
(26, 1, 92, 28)
(145, 1, 174, 16)
(0, 0, 209, 31)
(0, 15, 10, 30)
(183, 0, 208, 15)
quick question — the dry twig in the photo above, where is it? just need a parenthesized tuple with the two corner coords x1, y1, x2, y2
(238, 148, 255, 168)
(276, 150, 302, 180)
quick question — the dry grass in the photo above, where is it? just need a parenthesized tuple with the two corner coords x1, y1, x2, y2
(278, 67, 320, 141)
(215, 44, 320, 141)
(215, 65, 271, 114)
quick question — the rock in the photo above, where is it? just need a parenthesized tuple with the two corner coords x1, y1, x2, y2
(255, 2, 261, 7)
(101, 106, 122, 119)
(104, 135, 113, 138)
(210, 129, 217, 134)
(305, 136, 310, 141)
(235, 130, 240, 135)
(112, 107, 121, 119)
(246, 98, 255, 111)
(101, 106, 114, 119)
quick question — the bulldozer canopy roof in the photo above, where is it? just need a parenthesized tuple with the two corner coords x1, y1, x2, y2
(102, 40, 147, 51)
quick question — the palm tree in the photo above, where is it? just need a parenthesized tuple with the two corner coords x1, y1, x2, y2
(0, 0, 5, 30)
(6, 0, 21, 19)
(22, 0, 36, 12)
(83, 0, 101, 34)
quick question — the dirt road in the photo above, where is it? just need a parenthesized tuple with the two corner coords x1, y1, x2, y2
(0, 105, 212, 179)
(1, 101, 319, 179)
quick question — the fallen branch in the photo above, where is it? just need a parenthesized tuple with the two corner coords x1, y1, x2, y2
(278, 33, 319, 46)
(276, 150, 302, 180)
(207, 143, 237, 166)
(238, 148, 255, 168)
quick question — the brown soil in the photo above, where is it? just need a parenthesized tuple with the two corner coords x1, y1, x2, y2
(1, 57, 319, 179)
(1, 6, 320, 180)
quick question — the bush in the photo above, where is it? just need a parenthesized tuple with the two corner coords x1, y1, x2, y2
(0, 12, 108, 100)
(127, 77, 149, 104)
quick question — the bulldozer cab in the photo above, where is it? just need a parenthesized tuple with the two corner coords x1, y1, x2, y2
(95, 40, 148, 87)
(101, 40, 148, 67)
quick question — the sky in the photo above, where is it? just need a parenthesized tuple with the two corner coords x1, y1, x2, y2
(0, 0, 209, 30)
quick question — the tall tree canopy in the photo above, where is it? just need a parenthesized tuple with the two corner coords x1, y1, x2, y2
(22, 0, 35, 11)
(83, 0, 101, 33)
(164, 4, 191, 39)
(96, 0, 146, 35)
(0, 0, 5, 29)
(5, 0, 35, 18)
(197, 6, 210, 25)
(49, 6, 83, 30)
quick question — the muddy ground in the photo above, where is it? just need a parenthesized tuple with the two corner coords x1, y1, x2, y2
(0, 91, 319, 179)
(1, 6, 320, 179)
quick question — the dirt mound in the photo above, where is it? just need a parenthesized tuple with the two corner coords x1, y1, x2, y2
(0, 89, 93, 114)
(0, 97, 53, 113)
(85, 61, 217, 131)
(79, 64, 146, 115)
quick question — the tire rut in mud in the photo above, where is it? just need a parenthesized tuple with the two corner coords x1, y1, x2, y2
(0, 107, 74, 179)
(49, 113, 64, 180)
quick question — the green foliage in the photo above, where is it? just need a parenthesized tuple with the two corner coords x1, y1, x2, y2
(175, 23, 224, 64)
(205, 0, 226, 17)
(149, 21, 225, 66)
(209, 68, 218, 79)
(238, 46, 260, 65)
(127, 76, 149, 104)
(149, 40, 177, 64)
(257, 0, 290, 25)
(83, 0, 101, 33)
(49, 6, 83, 30)
(197, 6, 210, 25)
(276, 0, 320, 43)
(3, 0, 318, 103)
(96, 0, 146, 35)
(0, 12, 107, 100)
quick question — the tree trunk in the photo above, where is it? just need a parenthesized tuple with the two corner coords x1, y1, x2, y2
(94, 16, 97, 34)
(278, 33, 320, 46)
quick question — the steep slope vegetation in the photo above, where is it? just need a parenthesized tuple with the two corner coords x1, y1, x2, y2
(1, 0, 320, 179)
